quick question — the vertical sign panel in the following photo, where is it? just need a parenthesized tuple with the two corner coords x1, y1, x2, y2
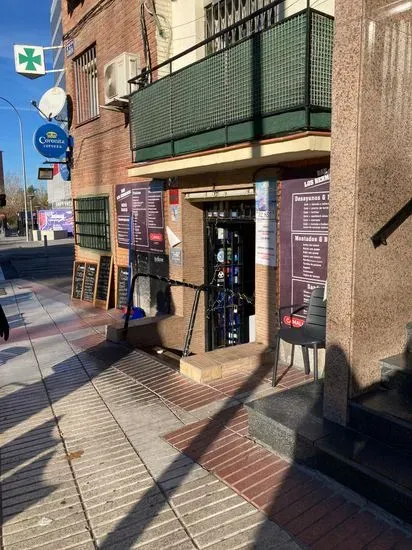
(115, 181, 165, 253)
(279, 171, 330, 327)
(255, 180, 277, 267)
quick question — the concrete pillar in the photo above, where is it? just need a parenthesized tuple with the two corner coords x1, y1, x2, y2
(325, 0, 412, 425)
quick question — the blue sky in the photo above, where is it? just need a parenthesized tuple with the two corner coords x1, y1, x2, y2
(0, 1, 56, 188)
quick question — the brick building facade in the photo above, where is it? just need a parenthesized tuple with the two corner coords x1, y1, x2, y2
(63, 0, 333, 375)
(62, 0, 158, 306)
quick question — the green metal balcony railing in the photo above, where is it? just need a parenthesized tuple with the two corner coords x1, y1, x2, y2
(129, 6, 333, 163)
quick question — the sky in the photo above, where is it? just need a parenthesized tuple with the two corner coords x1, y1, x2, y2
(0, 1, 56, 188)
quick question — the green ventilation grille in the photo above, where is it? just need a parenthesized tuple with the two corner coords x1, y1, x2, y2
(311, 12, 333, 108)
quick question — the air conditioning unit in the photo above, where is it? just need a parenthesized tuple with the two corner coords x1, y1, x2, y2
(103, 53, 140, 107)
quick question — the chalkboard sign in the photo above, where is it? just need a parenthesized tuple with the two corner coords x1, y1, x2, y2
(82, 263, 98, 303)
(72, 262, 85, 299)
(117, 266, 129, 309)
(95, 256, 113, 306)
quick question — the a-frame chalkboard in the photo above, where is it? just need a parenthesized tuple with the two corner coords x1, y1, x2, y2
(72, 261, 86, 300)
(82, 263, 98, 303)
(94, 256, 113, 309)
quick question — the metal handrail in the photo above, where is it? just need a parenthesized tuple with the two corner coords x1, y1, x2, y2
(371, 198, 412, 248)
(129, 0, 288, 88)
(124, 272, 254, 357)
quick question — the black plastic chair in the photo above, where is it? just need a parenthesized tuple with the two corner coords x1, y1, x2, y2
(272, 287, 327, 387)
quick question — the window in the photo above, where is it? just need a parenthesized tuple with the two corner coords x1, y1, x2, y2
(74, 45, 99, 124)
(74, 196, 110, 251)
(205, 0, 283, 54)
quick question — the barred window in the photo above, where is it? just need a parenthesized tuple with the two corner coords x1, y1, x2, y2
(74, 196, 110, 251)
(205, 0, 283, 54)
(74, 45, 99, 124)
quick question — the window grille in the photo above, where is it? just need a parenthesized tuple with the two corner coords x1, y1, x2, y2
(74, 45, 99, 124)
(205, 0, 283, 54)
(74, 196, 110, 251)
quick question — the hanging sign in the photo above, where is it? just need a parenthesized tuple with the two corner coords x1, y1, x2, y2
(255, 180, 277, 267)
(33, 123, 68, 159)
(14, 45, 45, 79)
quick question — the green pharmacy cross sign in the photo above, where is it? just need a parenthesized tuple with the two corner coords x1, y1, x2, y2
(14, 45, 45, 79)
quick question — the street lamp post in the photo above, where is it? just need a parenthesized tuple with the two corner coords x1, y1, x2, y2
(0, 97, 29, 242)
(28, 194, 35, 238)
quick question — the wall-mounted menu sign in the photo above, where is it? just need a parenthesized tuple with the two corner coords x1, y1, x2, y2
(95, 255, 113, 308)
(117, 266, 130, 309)
(279, 172, 330, 327)
(82, 263, 98, 303)
(72, 262, 85, 299)
(115, 181, 165, 253)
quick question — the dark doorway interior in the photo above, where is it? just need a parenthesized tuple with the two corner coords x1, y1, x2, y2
(205, 200, 255, 351)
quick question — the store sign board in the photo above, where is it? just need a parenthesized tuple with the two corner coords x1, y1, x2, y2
(255, 180, 277, 267)
(279, 172, 330, 327)
(33, 123, 68, 158)
(115, 181, 165, 253)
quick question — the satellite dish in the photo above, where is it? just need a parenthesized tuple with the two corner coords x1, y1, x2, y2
(38, 87, 67, 120)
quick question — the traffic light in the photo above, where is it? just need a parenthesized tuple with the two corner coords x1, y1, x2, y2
(0, 194, 6, 207)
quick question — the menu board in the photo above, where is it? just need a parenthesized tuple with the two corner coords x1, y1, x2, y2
(72, 262, 85, 299)
(82, 263, 98, 303)
(279, 171, 329, 327)
(117, 266, 130, 309)
(115, 181, 165, 253)
(95, 256, 113, 306)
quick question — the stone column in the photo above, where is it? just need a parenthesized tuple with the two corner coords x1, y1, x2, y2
(325, 0, 412, 425)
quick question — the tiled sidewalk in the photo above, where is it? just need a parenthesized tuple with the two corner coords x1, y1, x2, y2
(1, 278, 412, 549)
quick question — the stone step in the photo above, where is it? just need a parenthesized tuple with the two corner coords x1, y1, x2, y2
(180, 343, 274, 383)
(350, 388, 412, 452)
(380, 353, 412, 390)
(315, 429, 412, 525)
(246, 382, 338, 465)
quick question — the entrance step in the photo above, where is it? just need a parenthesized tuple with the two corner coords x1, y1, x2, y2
(315, 430, 412, 524)
(380, 353, 412, 390)
(247, 381, 412, 525)
(350, 388, 412, 451)
(246, 381, 339, 465)
(180, 342, 274, 383)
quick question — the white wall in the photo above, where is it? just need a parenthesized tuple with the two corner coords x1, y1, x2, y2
(156, 0, 334, 77)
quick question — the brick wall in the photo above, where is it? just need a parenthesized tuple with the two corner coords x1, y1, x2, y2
(62, 0, 158, 302)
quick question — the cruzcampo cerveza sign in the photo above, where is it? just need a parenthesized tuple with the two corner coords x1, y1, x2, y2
(33, 123, 68, 159)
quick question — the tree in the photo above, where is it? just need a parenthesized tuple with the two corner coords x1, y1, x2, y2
(0, 174, 48, 226)
(1, 173, 25, 226)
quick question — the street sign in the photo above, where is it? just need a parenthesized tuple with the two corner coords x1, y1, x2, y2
(65, 40, 74, 58)
(14, 45, 45, 79)
(33, 123, 68, 159)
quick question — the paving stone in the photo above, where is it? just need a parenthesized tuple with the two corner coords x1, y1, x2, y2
(189, 502, 259, 538)
(97, 521, 189, 550)
(181, 494, 246, 526)
(2, 511, 88, 544)
(87, 488, 165, 519)
(200, 516, 289, 549)
(93, 508, 176, 538)
(3, 527, 93, 550)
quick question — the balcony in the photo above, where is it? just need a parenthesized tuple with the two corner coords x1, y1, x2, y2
(129, 8, 333, 164)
